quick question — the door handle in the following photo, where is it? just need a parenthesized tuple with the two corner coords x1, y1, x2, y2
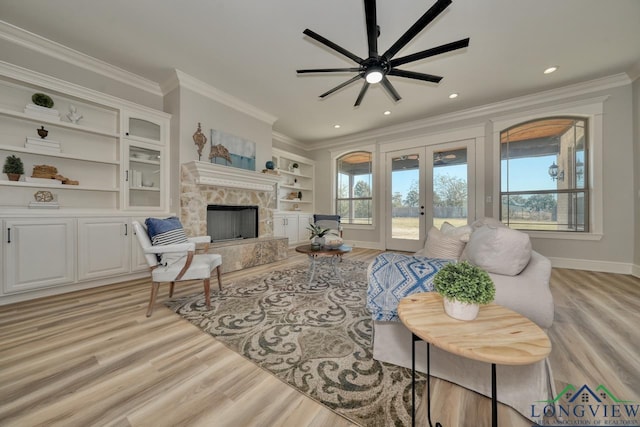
(7, 227, 10, 243)
(125, 170, 129, 182)
(124, 223, 128, 236)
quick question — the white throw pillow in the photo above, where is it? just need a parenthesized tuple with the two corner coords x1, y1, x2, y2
(465, 225, 532, 276)
(470, 217, 506, 231)
(440, 221, 473, 243)
(415, 226, 466, 260)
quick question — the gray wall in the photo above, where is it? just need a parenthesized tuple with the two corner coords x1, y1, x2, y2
(634, 78, 640, 269)
(310, 82, 638, 267)
(166, 85, 274, 216)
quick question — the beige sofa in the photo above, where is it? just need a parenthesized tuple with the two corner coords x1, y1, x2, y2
(367, 219, 556, 422)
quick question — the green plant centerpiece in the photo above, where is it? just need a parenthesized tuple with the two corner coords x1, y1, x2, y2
(307, 223, 330, 248)
(3, 155, 25, 181)
(433, 261, 495, 321)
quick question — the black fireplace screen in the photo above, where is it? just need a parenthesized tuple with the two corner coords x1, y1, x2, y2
(207, 205, 258, 242)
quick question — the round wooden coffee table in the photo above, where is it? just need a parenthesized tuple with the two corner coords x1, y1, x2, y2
(295, 244, 352, 284)
(398, 292, 551, 427)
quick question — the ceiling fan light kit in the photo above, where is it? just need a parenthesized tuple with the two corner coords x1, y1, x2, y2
(297, 0, 470, 106)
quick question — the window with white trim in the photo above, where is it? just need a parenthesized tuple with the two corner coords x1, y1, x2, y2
(336, 151, 373, 225)
(500, 117, 589, 231)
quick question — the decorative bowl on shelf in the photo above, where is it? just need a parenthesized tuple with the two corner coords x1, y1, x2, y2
(142, 181, 154, 187)
(323, 234, 344, 249)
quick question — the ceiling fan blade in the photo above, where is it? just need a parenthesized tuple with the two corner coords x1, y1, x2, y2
(354, 82, 370, 107)
(380, 76, 401, 102)
(389, 38, 470, 67)
(303, 29, 363, 64)
(297, 68, 360, 74)
(388, 68, 443, 83)
(364, 0, 378, 57)
(319, 74, 363, 98)
(382, 0, 452, 60)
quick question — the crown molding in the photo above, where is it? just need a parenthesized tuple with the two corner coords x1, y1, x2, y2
(0, 20, 163, 97)
(272, 131, 306, 151)
(162, 69, 278, 126)
(628, 61, 640, 82)
(308, 73, 632, 150)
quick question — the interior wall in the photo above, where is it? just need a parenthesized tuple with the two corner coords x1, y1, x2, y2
(172, 85, 273, 217)
(309, 82, 637, 269)
(633, 78, 640, 270)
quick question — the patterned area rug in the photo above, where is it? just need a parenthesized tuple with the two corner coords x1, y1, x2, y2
(166, 259, 426, 427)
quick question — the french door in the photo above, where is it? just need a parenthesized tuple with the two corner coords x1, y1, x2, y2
(385, 140, 475, 251)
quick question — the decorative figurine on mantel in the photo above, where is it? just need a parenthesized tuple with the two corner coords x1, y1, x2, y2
(192, 122, 207, 161)
(66, 104, 83, 124)
(37, 126, 48, 139)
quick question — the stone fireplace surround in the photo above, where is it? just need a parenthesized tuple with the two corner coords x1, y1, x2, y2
(180, 161, 288, 272)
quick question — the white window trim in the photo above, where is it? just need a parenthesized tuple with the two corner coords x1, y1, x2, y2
(331, 144, 376, 229)
(491, 96, 607, 240)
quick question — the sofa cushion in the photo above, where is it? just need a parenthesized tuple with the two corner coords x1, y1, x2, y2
(465, 225, 532, 276)
(440, 221, 473, 242)
(145, 216, 189, 265)
(415, 226, 466, 260)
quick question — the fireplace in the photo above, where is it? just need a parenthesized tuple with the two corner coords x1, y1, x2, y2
(207, 205, 258, 242)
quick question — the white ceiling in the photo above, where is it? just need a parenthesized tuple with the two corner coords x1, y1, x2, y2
(1, 0, 639, 144)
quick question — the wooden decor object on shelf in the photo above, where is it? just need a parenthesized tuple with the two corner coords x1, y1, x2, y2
(32, 164, 58, 178)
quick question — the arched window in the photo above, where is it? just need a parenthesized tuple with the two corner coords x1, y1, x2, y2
(500, 117, 588, 231)
(336, 151, 373, 225)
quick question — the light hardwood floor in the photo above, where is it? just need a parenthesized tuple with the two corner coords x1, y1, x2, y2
(0, 248, 638, 427)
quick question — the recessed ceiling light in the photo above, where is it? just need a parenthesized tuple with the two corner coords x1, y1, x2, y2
(333, 124, 341, 129)
(383, 110, 391, 115)
(544, 66, 558, 74)
(449, 93, 459, 99)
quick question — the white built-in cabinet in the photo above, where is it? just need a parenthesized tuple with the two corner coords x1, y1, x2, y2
(0, 62, 170, 304)
(3, 218, 75, 294)
(273, 212, 313, 245)
(271, 149, 315, 246)
(77, 217, 131, 280)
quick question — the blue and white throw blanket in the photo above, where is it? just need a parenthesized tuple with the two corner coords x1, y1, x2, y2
(366, 253, 453, 322)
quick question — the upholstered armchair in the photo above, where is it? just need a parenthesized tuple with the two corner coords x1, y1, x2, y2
(132, 220, 222, 317)
(313, 214, 342, 237)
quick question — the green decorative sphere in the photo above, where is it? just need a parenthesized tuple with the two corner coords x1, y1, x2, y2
(32, 93, 54, 108)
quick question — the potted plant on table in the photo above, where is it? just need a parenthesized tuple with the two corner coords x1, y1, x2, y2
(433, 261, 495, 321)
(3, 155, 25, 181)
(307, 223, 330, 249)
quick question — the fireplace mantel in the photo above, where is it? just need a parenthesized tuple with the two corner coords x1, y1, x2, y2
(183, 161, 280, 192)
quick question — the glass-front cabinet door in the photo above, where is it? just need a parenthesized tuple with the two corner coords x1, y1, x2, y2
(122, 111, 164, 145)
(124, 141, 163, 210)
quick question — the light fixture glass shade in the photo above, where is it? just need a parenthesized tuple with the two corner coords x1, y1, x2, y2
(365, 69, 383, 84)
(548, 161, 559, 179)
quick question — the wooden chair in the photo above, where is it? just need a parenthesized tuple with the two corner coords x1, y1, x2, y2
(132, 220, 222, 317)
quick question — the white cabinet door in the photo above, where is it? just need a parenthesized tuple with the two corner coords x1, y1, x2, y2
(3, 218, 75, 294)
(273, 213, 299, 244)
(77, 217, 130, 281)
(122, 110, 165, 145)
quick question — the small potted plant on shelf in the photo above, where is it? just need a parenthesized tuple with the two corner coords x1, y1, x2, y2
(433, 261, 495, 321)
(3, 155, 25, 181)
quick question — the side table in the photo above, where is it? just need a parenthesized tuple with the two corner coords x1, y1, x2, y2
(295, 244, 352, 284)
(398, 292, 551, 427)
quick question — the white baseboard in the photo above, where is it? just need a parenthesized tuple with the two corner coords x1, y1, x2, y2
(346, 240, 386, 251)
(548, 256, 633, 275)
(632, 263, 640, 278)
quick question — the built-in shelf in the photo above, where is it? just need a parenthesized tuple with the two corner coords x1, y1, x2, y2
(130, 186, 160, 192)
(279, 199, 312, 204)
(279, 169, 312, 179)
(0, 107, 119, 137)
(130, 158, 160, 165)
(0, 180, 119, 192)
(280, 184, 312, 191)
(0, 144, 119, 165)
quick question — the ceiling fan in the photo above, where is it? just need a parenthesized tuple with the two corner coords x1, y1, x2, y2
(297, 0, 470, 106)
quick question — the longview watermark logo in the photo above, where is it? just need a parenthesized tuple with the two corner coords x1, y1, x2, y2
(531, 384, 639, 426)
